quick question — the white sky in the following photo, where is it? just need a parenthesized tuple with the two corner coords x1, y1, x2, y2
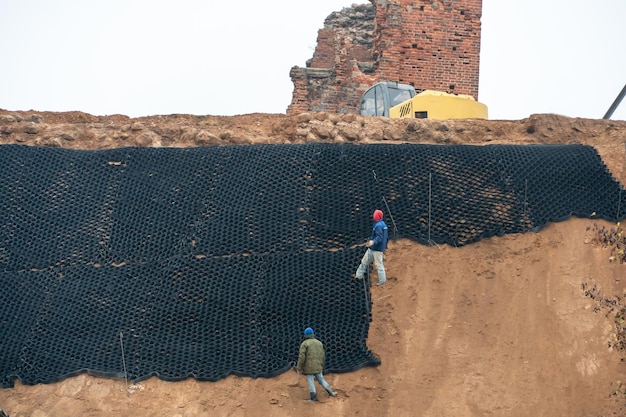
(1, 0, 625, 121)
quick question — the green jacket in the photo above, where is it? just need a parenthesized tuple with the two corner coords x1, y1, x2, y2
(296, 335, 325, 374)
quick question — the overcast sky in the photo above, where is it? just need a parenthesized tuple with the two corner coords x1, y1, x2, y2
(1, 0, 625, 121)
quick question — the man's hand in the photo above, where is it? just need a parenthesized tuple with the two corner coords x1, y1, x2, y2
(365, 240, 374, 247)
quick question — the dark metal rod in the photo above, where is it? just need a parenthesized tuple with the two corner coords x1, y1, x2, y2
(603, 83, 626, 119)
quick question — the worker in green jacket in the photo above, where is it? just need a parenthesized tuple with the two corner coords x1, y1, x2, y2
(296, 327, 337, 402)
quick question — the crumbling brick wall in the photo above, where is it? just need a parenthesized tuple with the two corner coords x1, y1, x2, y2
(287, 0, 482, 115)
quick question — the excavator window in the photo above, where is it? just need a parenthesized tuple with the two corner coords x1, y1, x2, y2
(360, 86, 382, 116)
(390, 89, 412, 107)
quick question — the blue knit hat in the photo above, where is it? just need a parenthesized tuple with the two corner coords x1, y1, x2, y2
(304, 327, 314, 336)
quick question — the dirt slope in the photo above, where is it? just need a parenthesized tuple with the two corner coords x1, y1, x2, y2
(1, 110, 626, 417)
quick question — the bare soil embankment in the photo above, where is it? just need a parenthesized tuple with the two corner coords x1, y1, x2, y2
(0, 110, 625, 417)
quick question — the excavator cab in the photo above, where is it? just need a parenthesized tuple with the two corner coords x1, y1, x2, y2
(359, 81, 416, 117)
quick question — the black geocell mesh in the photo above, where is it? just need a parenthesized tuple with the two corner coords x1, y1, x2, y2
(0, 143, 624, 388)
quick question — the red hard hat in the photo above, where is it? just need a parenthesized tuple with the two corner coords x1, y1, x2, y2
(373, 210, 383, 222)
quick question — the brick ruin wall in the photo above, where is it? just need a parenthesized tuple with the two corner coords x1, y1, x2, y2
(287, 0, 482, 115)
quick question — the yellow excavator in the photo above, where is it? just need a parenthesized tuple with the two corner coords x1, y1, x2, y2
(359, 81, 488, 120)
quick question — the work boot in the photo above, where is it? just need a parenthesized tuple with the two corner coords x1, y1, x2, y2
(307, 392, 317, 402)
(325, 387, 337, 397)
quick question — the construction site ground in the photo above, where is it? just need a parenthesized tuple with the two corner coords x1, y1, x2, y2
(1, 110, 626, 417)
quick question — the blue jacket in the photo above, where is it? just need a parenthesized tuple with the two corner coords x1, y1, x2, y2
(369, 220, 388, 252)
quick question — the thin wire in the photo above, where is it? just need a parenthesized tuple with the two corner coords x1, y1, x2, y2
(524, 179, 528, 215)
(618, 188, 623, 221)
(119, 331, 128, 389)
(382, 197, 398, 237)
(362, 266, 371, 315)
(618, 143, 626, 221)
(372, 170, 398, 236)
(428, 173, 432, 244)
(355, 250, 373, 317)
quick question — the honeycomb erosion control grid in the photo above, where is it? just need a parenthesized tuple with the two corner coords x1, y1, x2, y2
(0, 143, 624, 388)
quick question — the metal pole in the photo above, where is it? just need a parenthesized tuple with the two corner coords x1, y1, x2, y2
(603, 83, 626, 120)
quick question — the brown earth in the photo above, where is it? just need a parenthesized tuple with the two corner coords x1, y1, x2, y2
(1, 110, 626, 417)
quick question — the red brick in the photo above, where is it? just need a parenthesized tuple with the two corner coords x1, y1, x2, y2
(287, 0, 482, 115)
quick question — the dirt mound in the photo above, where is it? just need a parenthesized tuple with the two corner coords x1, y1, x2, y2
(1, 110, 625, 416)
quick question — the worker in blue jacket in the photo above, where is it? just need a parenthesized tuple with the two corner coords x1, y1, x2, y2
(355, 209, 389, 286)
